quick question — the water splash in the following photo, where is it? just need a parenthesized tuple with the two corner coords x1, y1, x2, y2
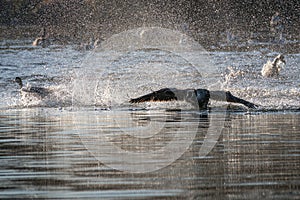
(220, 53, 300, 110)
(72, 27, 221, 108)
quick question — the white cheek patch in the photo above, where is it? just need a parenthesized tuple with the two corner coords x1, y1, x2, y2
(277, 60, 285, 71)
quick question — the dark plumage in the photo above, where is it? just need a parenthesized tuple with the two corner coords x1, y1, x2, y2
(129, 88, 178, 102)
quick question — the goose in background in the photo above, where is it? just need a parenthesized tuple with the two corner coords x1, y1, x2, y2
(32, 37, 45, 46)
(261, 54, 286, 77)
(15, 77, 51, 98)
(129, 88, 257, 109)
(32, 28, 50, 47)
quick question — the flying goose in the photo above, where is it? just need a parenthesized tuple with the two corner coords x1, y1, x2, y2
(130, 88, 257, 109)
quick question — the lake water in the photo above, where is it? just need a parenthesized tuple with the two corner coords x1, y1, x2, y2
(0, 28, 299, 199)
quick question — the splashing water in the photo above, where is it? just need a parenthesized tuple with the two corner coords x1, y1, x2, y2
(71, 27, 221, 108)
(218, 52, 300, 110)
(0, 29, 299, 110)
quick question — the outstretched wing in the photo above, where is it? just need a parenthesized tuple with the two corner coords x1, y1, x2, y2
(225, 91, 257, 109)
(129, 88, 177, 103)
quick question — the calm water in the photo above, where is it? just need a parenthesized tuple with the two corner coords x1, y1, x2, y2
(0, 29, 300, 199)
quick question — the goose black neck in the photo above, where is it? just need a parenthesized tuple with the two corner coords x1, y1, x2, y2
(15, 77, 23, 89)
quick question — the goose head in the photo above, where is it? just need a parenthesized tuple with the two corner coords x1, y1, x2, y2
(15, 77, 23, 89)
(273, 54, 286, 72)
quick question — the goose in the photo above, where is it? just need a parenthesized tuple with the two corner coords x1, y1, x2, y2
(15, 77, 50, 98)
(261, 54, 286, 77)
(129, 88, 257, 109)
(32, 37, 47, 46)
(32, 28, 50, 47)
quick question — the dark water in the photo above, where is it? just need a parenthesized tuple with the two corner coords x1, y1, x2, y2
(0, 108, 299, 199)
(0, 28, 300, 199)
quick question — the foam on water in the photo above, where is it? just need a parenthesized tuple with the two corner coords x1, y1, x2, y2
(4, 84, 71, 108)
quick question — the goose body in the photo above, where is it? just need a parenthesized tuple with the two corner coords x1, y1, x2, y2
(15, 77, 50, 98)
(261, 54, 286, 77)
(32, 37, 43, 46)
(130, 88, 257, 109)
(32, 37, 50, 47)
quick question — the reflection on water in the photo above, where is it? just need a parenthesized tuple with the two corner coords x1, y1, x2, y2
(0, 107, 299, 199)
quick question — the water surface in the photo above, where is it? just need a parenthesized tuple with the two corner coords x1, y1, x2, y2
(0, 32, 299, 199)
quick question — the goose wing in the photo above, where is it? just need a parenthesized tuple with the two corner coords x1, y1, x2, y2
(129, 88, 177, 103)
